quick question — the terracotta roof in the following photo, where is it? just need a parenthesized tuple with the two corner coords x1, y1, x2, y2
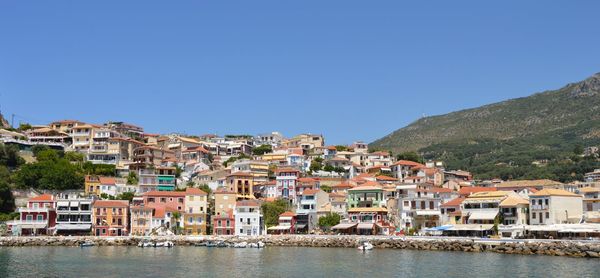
(298, 177, 318, 183)
(148, 204, 178, 218)
(348, 184, 383, 191)
(394, 160, 424, 167)
(500, 196, 529, 207)
(93, 200, 129, 208)
(580, 187, 600, 193)
(376, 175, 397, 181)
(458, 186, 497, 196)
(369, 151, 389, 156)
(29, 194, 54, 202)
(279, 211, 296, 217)
(302, 189, 321, 195)
(329, 192, 346, 198)
(428, 187, 453, 193)
(143, 191, 186, 197)
(441, 197, 465, 207)
(348, 207, 387, 213)
(530, 189, 579, 197)
(332, 182, 353, 189)
(99, 176, 116, 185)
(185, 187, 208, 195)
(183, 146, 209, 153)
(275, 167, 300, 173)
(228, 172, 254, 177)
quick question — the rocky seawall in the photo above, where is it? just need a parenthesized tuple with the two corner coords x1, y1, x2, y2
(1, 235, 599, 258)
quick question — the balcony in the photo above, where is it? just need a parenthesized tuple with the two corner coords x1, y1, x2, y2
(531, 205, 547, 210)
(18, 207, 53, 213)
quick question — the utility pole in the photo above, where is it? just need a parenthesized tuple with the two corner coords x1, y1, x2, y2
(11, 113, 15, 128)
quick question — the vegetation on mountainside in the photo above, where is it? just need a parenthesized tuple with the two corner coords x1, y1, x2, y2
(252, 144, 272, 155)
(222, 153, 250, 167)
(318, 212, 341, 228)
(396, 151, 424, 164)
(261, 199, 291, 228)
(370, 72, 600, 181)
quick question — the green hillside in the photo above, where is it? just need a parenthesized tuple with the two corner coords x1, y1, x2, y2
(370, 72, 600, 181)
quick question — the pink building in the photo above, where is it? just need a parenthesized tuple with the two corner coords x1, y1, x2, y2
(11, 194, 57, 236)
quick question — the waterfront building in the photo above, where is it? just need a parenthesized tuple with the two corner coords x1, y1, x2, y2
(440, 197, 465, 225)
(183, 187, 208, 235)
(92, 200, 129, 236)
(397, 186, 443, 232)
(55, 197, 93, 235)
(234, 200, 264, 236)
(130, 204, 154, 236)
(214, 188, 237, 216)
(296, 189, 329, 232)
(498, 195, 530, 238)
(142, 191, 185, 212)
(267, 211, 296, 234)
(213, 209, 235, 235)
(529, 189, 583, 225)
(580, 187, 600, 223)
(10, 194, 56, 236)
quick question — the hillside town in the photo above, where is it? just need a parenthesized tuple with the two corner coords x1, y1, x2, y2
(1, 120, 600, 239)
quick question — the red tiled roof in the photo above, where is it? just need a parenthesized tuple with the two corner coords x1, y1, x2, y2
(99, 176, 116, 185)
(93, 200, 129, 208)
(394, 160, 424, 167)
(29, 194, 54, 202)
(298, 177, 318, 183)
(143, 191, 186, 197)
(275, 167, 300, 173)
(279, 211, 296, 217)
(376, 175, 397, 181)
(441, 197, 465, 207)
(302, 189, 320, 195)
(332, 182, 353, 188)
(186, 187, 208, 195)
(428, 187, 453, 193)
(458, 187, 497, 196)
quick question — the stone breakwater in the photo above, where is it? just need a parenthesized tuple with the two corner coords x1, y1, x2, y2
(1, 235, 599, 258)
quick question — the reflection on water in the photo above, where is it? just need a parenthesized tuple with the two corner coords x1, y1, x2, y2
(0, 246, 599, 277)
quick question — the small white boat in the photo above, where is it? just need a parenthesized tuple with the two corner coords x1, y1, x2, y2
(357, 242, 374, 251)
(257, 241, 265, 248)
(80, 241, 95, 247)
(233, 242, 248, 248)
(163, 241, 174, 248)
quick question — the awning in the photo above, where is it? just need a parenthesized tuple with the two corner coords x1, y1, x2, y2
(468, 211, 498, 220)
(279, 216, 293, 220)
(267, 226, 291, 230)
(416, 210, 441, 216)
(295, 224, 307, 230)
(69, 201, 79, 206)
(19, 223, 48, 229)
(55, 224, 92, 230)
(425, 225, 453, 232)
(331, 223, 357, 230)
(357, 223, 374, 230)
(57, 201, 69, 206)
(447, 224, 494, 231)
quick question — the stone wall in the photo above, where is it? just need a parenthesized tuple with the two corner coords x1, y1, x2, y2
(0, 235, 598, 258)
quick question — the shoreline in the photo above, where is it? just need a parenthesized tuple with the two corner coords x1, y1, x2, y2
(1, 235, 599, 258)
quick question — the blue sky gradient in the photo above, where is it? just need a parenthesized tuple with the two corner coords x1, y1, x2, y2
(1, 1, 599, 144)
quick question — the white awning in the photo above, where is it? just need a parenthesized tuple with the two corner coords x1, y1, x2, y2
(468, 211, 498, 220)
(447, 224, 494, 231)
(332, 223, 357, 230)
(416, 210, 441, 216)
(57, 201, 69, 206)
(19, 223, 48, 229)
(55, 224, 92, 230)
(357, 223, 374, 230)
(279, 216, 293, 220)
(268, 226, 291, 230)
(69, 201, 79, 206)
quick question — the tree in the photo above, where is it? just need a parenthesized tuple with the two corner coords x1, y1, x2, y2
(126, 171, 138, 185)
(252, 144, 272, 156)
(223, 153, 250, 167)
(318, 212, 341, 228)
(0, 180, 15, 213)
(335, 145, 348, 151)
(309, 160, 322, 172)
(17, 123, 32, 132)
(261, 199, 290, 227)
(172, 211, 181, 234)
(320, 185, 332, 193)
(0, 144, 25, 168)
(175, 165, 183, 178)
(14, 158, 84, 190)
(573, 144, 584, 155)
(396, 151, 424, 164)
(198, 184, 212, 195)
(323, 165, 335, 172)
(116, 192, 135, 202)
(186, 180, 195, 187)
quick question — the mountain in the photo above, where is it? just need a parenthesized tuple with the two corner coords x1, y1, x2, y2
(0, 113, 9, 128)
(369, 72, 600, 181)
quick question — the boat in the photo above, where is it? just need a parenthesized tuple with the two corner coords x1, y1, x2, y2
(194, 242, 207, 247)
(80, 241, 95, 247)
(233, 242, 248, 248)
(257, 241, 265, 248)
(357, 242, 374, 251)
(248, 241, 265, 248)
(163, 241, 174, 248)
(206, 241, 226, 247)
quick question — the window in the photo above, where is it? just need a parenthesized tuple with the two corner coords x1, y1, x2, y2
(544, 199, 549, 206)
(429, 201, 434, 210)
(239, 229, 243, 234)
(189, 217, 194, 224)
(37, 215, 43, 221)
(532, 213, 536, 219)
(545, 212, 549, 219)
(26, 215, 33, 221)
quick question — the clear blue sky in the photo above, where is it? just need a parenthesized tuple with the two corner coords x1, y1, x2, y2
(1, 1, 599, 145)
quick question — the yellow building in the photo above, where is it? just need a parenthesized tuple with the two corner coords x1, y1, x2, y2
(183, 187, 209, 235)
(92, 200, 129, 236)
(214, 188, 237, 216)
(226, 172, 255, 199)
(85, 175, 101, 195)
